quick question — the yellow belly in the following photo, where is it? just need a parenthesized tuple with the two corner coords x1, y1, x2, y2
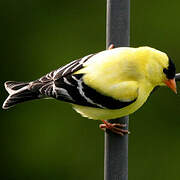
(72, 86, 153, 120)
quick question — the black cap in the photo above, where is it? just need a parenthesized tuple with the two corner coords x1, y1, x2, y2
(163, 57, 176, 79)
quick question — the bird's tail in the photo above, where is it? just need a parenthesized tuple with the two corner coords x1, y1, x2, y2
(2, 81, 39, 109)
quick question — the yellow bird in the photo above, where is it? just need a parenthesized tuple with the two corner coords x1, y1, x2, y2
(2, 46, 177, 135)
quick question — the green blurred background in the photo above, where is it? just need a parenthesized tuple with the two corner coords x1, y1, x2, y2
(0, 0, 180, 179)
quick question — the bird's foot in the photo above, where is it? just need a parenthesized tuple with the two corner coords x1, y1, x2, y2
(99, 120, 129, 136)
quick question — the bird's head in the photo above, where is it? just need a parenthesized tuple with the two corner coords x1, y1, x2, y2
(144, 47, 177, 93)
(163, 57, 177, 93)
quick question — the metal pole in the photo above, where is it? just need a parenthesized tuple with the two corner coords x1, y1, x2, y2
(105, 0, 130, 180)
(176, 73, 180, 81)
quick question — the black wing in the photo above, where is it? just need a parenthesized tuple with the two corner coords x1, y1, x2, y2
(29, 54, 94, 96)
(54, 74, 137, 109)
(29, 54, 136, 109)
(37, 53, 94, 83)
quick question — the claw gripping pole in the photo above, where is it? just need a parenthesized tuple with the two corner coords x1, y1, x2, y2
(105, 0, 130, 180)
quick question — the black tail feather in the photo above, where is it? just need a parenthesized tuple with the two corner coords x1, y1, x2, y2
(2, 81, 38, 109)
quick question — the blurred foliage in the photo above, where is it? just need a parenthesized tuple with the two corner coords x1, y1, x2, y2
(0, 0, 180, 179)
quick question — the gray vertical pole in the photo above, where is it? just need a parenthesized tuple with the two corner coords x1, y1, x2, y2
(176, 73, 180, 81)
(105, 0, 130, 180)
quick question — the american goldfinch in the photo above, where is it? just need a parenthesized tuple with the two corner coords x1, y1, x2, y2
(2, 46, 177, 135)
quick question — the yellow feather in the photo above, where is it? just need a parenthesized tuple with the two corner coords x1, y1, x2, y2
(73, 46, 169, 120)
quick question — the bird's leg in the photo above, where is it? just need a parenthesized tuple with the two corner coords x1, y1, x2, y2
(99, 120, 129, 136)
(108, 44, 115, 50)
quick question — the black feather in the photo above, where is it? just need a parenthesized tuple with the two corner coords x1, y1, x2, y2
(55, 74, 137, 109)
(163, 57, 176, 79)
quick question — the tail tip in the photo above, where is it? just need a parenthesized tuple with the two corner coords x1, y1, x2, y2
(3, 81, 13, 109)
(2, 81, 36, 109)
(2, 105, 9, 110)
(2, 96, 11, 110)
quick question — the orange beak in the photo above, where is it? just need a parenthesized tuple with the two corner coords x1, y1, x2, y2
(164, 78, 177, 94)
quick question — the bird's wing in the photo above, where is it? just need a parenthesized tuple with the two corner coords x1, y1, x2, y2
(30, 53, 138, 109)
(53, 74, 138, 109)
(36, 54, 94, 83)
(29, 54, 94, 96)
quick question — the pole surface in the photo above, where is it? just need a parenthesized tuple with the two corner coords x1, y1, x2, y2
(176, 73, 180, 81)
(105, 0, 130, 180)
